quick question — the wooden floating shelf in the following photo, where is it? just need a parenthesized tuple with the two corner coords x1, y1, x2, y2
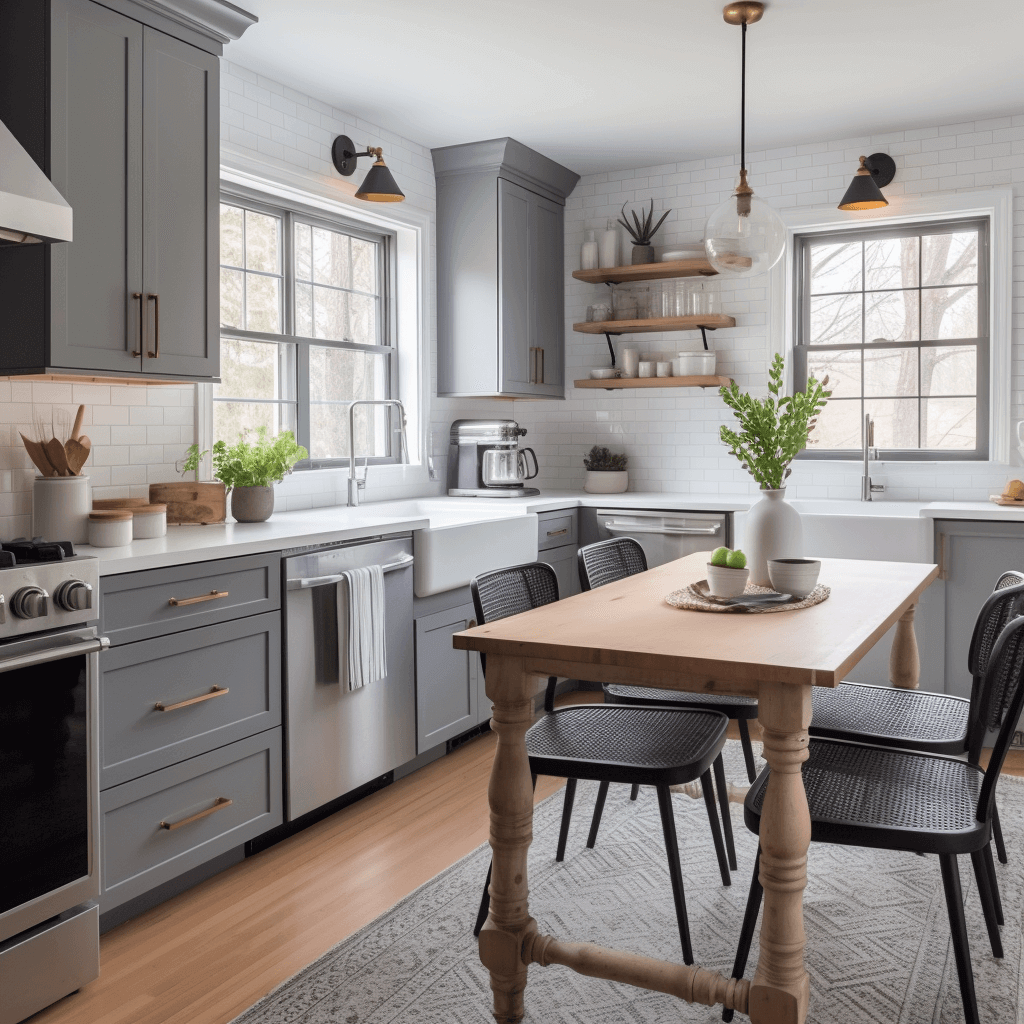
(574, 375, 731, 390)
(574, 315, 736, 335)
(572, 257, 717, 285)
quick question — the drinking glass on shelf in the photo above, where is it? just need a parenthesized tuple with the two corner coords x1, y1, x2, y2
(689, 279, 721, 316)
(633, 284, 651, 320)
(612, 285, 637, 321)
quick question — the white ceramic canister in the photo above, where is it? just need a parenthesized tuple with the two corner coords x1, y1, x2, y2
(88, 510, 133, 547)
(743, 487, 803, 587)
(131, 503, 167, 539)
(33, 475, 91, 544)
(599, 219, 619, 269)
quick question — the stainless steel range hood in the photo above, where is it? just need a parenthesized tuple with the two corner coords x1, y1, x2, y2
(0, 118, 72, 245)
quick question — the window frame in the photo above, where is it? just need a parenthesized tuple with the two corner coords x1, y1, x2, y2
(793, 216, 990, 462)
(218, 186, 399, 470)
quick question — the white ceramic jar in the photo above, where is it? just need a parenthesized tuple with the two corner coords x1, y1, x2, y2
(33, 475, 91, 544)
(131, 503, 167, 539)
(744, 488, 803, 587)
(88, 510, 133, 547)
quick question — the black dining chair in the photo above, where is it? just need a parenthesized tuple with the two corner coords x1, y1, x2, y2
(470, 561, 734, 964)
(809, 570, 1024, 873)
(722, 611, 1024, 1024)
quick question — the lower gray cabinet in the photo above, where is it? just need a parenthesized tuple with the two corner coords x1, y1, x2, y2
(543, 545, 579, 600)
(100, 729, 282, 911)
(414, 603, 480, 753)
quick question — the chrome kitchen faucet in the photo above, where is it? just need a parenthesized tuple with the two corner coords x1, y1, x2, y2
(861, 412, 885, 502)
(347, 399, 409, 507)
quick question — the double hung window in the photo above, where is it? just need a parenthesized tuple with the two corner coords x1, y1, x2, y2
(217, 192, 397, 466)
(794, 219, 988, 460)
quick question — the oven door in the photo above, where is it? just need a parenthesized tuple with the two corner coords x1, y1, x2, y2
(0, 628, 107, 942)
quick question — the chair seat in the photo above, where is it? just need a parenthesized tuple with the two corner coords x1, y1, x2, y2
(526, 706, 728, 787)
(810, 681, 970, 753)
(605, 684, 759, 718)
(744, 738, 987, 856)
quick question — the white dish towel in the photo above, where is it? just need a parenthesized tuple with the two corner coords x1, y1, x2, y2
(337, 565, 387, 690)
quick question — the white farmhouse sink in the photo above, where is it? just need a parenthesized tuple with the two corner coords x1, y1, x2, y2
(356, 499, 539, 597)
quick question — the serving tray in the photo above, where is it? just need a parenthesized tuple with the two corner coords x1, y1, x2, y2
(666, 580, 830, 614)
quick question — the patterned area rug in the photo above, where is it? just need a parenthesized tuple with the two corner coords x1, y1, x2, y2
(232, 741, 1024, 1024)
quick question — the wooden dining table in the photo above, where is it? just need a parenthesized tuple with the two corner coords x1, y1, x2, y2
(453, 551, 939, 1024)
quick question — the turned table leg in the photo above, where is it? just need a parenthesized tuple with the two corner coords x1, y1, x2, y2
(750, 682, 812, 1024)
(479, 655, 537, 1023)
(890, 604, 920, 690)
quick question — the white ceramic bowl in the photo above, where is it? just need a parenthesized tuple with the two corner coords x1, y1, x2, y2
(767, 558, 821, 598)
(706, 563, 750, 599)
(588, 367, 620, 380)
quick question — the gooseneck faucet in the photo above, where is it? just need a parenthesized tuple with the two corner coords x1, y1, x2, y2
(347, 399, 409, 507)
(861, 412, 885, 502)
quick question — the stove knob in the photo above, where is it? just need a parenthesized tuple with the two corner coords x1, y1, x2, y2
(54, 580, 93, 612)
(11, 586, 48, 619)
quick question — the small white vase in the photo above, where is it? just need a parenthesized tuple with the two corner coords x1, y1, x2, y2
(745, 487, 802, 587)
(584, 470, 628, 494)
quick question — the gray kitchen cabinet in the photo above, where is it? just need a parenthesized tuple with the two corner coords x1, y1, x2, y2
(433, 137, 579, 399)
(414, 603, 480, 752)
(538, 508, 580, 599)
(935, 519, 1024, 701)
(0, 0, 252, 380)
(543, 545, 579, 602)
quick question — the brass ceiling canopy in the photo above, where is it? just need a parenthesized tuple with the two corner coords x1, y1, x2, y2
(723, 2, 764, 26)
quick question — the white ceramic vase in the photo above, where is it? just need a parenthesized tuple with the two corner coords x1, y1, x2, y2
(583, 470, 628, 494)
(745, 487, 802, 587)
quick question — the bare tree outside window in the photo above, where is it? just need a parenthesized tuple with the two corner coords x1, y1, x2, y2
(795, 219, 988, 461)
(216, 193, 396, 467)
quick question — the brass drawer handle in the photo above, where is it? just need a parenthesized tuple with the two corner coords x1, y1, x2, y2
(546, 528, 568, 537)
(154, 685, 229, 713)
(147, 293, 159, 358)
(159, 796, 232, 831)
(168, 589, 229, 607)
(131, 292, 143, 357)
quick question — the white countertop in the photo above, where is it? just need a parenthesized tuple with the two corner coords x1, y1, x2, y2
(76, 491, 1024, 576)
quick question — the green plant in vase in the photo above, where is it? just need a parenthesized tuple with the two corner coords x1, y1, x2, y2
(718, 353, 831, 585)
(618, 199, 671, 265)
(184, 427, 307, 523)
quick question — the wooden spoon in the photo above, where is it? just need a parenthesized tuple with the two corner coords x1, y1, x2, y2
(20, 433, 55, 477)
(65, 437, 91, 475)
(70, 404, 85, 442)
(44, 437, 70, 476)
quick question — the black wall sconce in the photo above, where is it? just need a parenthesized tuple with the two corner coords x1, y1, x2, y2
(838, 152, 896, 211)
(331, 135, 405, 203)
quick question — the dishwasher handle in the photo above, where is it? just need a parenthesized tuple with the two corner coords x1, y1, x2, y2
(287, 553, 413, 590)
(603, 520, 721, 537)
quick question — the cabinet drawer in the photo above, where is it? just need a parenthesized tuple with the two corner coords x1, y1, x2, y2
(101, 553, 280, 645)
(537, 511, 576, 551)
(100, 729, 282, 911)
(99, 612, 281, 789)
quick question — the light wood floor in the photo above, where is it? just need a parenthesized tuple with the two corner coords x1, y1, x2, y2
(37, 695, 1024, 1024)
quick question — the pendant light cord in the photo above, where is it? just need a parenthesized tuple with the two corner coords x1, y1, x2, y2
(740, 20, 746, 174)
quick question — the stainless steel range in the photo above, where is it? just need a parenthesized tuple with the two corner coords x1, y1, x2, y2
(0, 539, 107, 1024)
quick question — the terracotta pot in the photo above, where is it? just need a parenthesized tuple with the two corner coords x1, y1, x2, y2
(230, 485, 275, 523)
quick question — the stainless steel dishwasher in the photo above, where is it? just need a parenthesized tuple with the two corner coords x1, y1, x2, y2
(283, 535, 415, 820)
(585, 508, 730, 568)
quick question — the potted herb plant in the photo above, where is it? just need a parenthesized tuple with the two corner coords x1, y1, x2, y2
(184, 428, 308, 523)
(718, 353, 831, 586)
(582, 445, 628, 494)
(618, 199, 671, 265)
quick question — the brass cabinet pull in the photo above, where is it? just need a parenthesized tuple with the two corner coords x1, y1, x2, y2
(168, 589, 229, 607)
(159, 796, 232, 831)
(147, 293, 159, 358)
(528, 346, 545, 385)
(154, 685, 229, 713)
(546, 528, 568, 538)
(131, 292, 143, 357)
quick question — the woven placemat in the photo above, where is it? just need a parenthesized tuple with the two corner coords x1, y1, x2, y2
(666, 580, 831, 613)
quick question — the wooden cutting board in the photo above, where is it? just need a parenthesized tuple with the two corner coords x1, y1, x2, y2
(149, 482, 227, 524)
(989, 494, 1024, 507)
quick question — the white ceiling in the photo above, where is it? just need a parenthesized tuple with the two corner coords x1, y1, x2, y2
(227, 0, 1024, 177)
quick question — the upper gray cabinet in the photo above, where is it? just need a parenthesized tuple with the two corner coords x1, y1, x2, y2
(433, 138, 579, 400)
(0, 0, 254, 382)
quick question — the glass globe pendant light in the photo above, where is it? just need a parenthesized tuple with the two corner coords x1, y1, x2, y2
(704, 2, 785, 277)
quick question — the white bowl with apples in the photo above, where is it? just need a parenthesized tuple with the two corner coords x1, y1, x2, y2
(706, 546, 750, 598)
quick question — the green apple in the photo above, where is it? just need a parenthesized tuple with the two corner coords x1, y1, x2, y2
(726, 549, 747, 569)
(710, 546, 731, 567)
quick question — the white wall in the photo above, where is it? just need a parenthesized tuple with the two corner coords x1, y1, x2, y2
(520, 114, 1024, 500)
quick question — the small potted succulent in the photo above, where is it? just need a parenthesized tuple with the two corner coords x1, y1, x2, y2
(184, 427, 308, 523)
(618, 199, 671, 265)
(583, 445, 628, 494)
